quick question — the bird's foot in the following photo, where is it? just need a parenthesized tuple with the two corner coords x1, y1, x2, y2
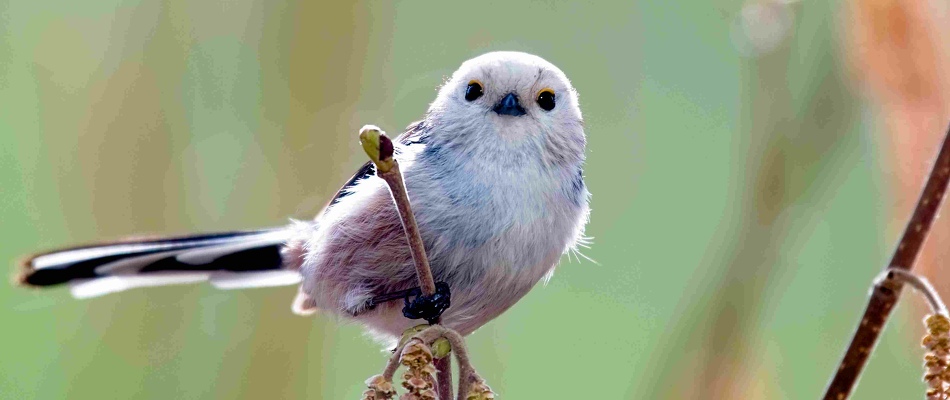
(362, 281, 451, 325)
(401, 282, 451, 324)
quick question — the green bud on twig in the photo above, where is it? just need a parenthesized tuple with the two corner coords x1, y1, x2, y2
(359, 125, 395, 173)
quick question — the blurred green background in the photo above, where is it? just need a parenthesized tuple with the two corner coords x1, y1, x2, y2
(0, 0, 933, 398)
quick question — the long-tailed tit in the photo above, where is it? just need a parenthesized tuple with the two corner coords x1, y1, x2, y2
(18, 51, 590, 338)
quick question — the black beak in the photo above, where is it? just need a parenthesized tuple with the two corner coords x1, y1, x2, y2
(493, 93, 527, 116)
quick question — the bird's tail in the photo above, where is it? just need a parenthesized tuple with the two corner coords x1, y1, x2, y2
(16, 229, 300, 299)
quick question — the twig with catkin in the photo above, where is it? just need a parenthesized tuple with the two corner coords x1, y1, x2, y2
(357, 125, 495, 400)
(362, 324, 494, 400)
(824, 123, 950, 399)
(874, 268, 950, 400)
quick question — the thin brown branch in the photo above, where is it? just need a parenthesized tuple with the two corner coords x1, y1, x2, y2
(824, 123, 950, 400)
(360, 125, 480, 399)
(442, 329, 479, 400)
(359, 125, 436, 296)
(382, 349, 402, 382)
(378, 160, 437, 296)
(435, 356, 453, 399)
(414, 325, 489, 400)
(361, 125, 446, 396)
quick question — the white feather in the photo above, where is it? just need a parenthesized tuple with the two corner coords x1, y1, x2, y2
(209, 270, 302, 290)
(70, 273, 211, 299)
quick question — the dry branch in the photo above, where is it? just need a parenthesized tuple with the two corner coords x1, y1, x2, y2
(360, 125, 437, 296)
(877, 268, 950, 399)
(824, 123, 950, 399)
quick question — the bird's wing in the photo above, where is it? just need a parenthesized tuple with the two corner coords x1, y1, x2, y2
(286, 121, 430, 315)
(323, 120, 429, 210)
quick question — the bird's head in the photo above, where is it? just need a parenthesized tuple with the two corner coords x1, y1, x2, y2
(426, 52, 585, 163)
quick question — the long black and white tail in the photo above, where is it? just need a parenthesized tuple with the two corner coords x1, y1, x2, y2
(17, 229, 300, 299)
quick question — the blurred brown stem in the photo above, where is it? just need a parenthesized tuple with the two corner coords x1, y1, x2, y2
(823, 122, 950, 399)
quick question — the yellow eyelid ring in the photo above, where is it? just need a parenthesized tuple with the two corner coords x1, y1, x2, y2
(465, 79, 485, 102)
(535, 87, 556, 111)
(468, 79, 483, 87)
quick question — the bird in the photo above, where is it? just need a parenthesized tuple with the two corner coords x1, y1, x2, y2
(16, 51, 591, 339)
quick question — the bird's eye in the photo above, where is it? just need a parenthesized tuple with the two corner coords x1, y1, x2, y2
(465, 80, 484, 102)
(537, 89, 556, 111)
